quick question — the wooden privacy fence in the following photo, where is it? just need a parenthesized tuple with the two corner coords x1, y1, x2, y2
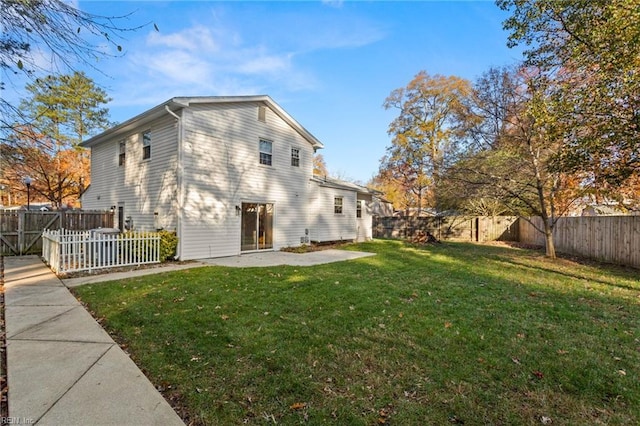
(378, 215, 639, 268)
(519, 216, 640, 269)
(42, 229, 161, 274)
(0, 210, 113, 255)
(373, 216, 519, 242)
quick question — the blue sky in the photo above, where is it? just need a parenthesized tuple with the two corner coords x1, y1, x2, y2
(25, 1, 525, 183)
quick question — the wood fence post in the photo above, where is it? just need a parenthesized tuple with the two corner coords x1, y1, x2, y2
(17, 211, 24, 255)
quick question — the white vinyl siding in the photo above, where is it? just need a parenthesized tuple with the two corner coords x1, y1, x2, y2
(309, 185, 357, 242)
(82, 115, 179, 233)
(179, 102, 314, 260)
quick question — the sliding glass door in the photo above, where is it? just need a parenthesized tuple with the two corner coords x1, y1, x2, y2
(241, 203, 273, 251)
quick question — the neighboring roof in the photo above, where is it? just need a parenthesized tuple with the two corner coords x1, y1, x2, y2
(581, 204, 628, 216)
(311, 174, 380, 195)
(82, 95, 324, 150)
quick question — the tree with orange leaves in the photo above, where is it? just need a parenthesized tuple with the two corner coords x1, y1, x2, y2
(313, 153, 329, 177)
(381, 71, 472, 215)
(2, 126, 88, 208)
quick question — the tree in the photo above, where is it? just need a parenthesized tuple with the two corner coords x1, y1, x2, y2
(497, 0, 640, 194)
(371, 163, 423, 214)
(448, 67, 586, 258)
(3, 73, 111, 208)
(20, 72, 113, 149)
(313, 153, 329, 177)
(1, 0, 132, 75)
(1, 126, 88, 208)
(381, 71, 472, 214)
(1, 0, 152, 139)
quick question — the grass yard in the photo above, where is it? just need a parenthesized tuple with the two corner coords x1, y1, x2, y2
(73, 240, 640, 425)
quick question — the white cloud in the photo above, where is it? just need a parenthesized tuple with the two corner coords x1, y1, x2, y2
(144, 50, 212, 84)
(104, 4, 386, 111)
(121, 23, 307, 95)
(233, 49, 293, 75)
(146, 25, 219, 53)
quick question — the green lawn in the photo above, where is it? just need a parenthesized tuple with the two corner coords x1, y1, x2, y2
(73, 240, 640, 425)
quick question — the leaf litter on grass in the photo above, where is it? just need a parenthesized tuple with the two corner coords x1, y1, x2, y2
(73, 240, 640, 425)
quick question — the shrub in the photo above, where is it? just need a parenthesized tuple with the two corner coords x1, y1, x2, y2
(158, 230, 178, 262)
(119, 230, 178, 263)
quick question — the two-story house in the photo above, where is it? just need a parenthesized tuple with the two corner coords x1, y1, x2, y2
(81, 95, 373, 260)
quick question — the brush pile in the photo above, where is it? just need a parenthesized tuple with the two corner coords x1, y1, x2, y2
(409, 230, 440, 244)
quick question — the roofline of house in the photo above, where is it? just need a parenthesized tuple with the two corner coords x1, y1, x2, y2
(310, 175, 380, 195)
(82, 95, 324, 149)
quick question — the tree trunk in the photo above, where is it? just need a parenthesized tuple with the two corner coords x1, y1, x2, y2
(542, 219, 556, 259)
(531, 149, 556, 259)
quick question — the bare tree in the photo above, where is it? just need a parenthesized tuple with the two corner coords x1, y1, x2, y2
(1, 0, 151, 139)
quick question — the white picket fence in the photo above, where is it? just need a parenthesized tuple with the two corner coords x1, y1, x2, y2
(42, 228, 161, 274)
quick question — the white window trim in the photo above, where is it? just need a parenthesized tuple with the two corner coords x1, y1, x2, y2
(259, 138, 273, 166)
(142, 130, 151, 161)
(291, 147, 300, 167)
(118, 140, 126, 167)
(334, 196, 343, 215)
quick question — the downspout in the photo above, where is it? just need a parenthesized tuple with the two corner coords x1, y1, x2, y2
(165, 105, 184, 260)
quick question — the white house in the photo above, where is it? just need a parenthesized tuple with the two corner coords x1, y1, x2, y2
(81, 95, 374, 260)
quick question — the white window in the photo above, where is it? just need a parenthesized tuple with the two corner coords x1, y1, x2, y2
(142, 130, 151, 160)
(356, 200, 362, 218)
(118, 141, 126, 166)
(291, 147, 300, 167)
(334, 197, 343, 214)
(259, 139, 272, 166)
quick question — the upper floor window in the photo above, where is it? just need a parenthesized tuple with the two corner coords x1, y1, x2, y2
(356, 200, 362, 218)
(118, 141, 126, 166)
(291, 147, 300, 167)
(334, 196, 343, 214)
(142, 130, 151, 160)
(259, 139, 273, 166)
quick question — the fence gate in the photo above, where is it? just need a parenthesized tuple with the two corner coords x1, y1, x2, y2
(0, 210, 114, 255)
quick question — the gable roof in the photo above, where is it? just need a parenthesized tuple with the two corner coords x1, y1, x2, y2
(82, 95, 324, 149)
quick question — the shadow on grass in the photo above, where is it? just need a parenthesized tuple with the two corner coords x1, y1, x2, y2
(497, 241, 640, 283)
(496, 256, 640, 292)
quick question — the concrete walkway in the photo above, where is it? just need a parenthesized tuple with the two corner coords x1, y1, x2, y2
(4, 256, 185, 426)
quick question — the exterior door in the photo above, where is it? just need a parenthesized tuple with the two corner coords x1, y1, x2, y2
(241, 203, 273, 251)
(117, 205, 125, 232)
